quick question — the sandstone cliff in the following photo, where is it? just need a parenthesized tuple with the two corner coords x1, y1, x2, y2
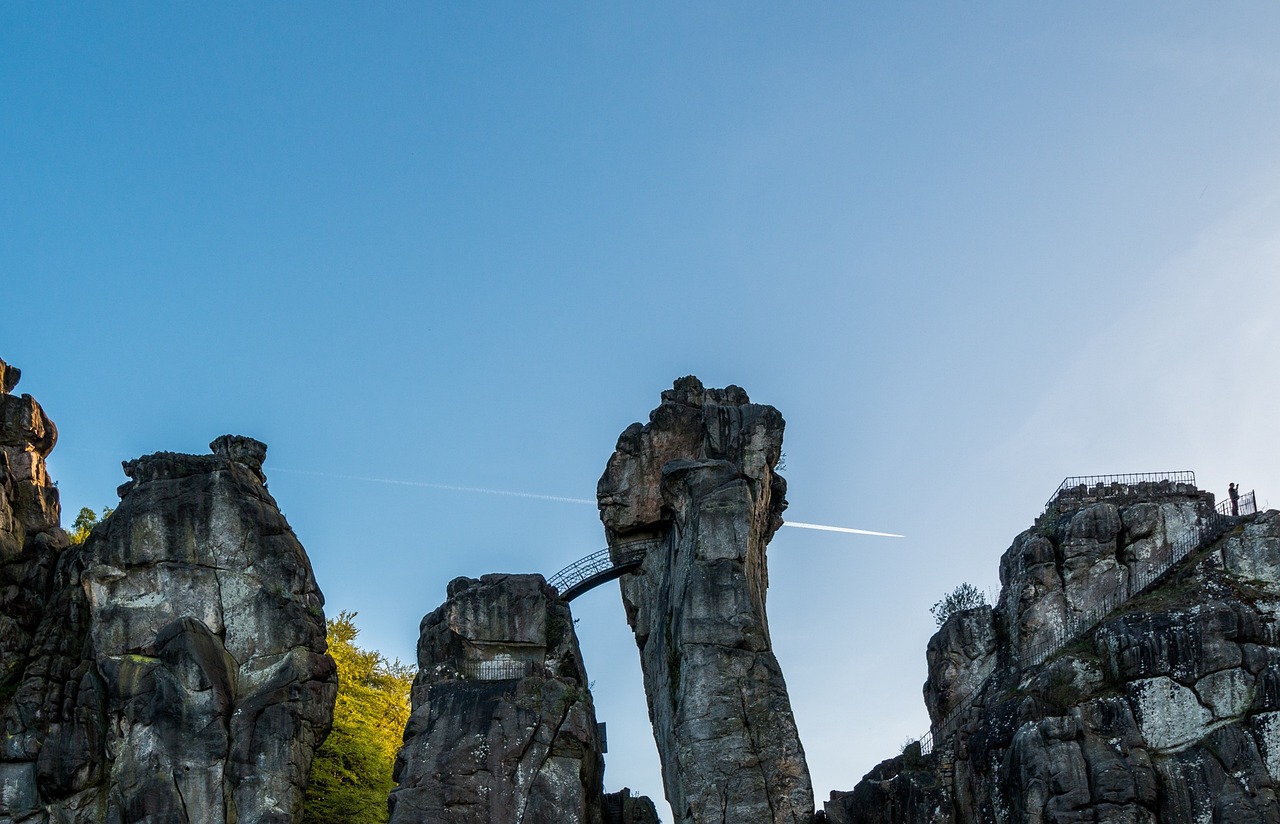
(0, 358, 335, 824)
(828, 479, 1280, 824)
(598, 376, 813, 824)
(390, 573, 608, 824)
(0, 358, 64, 696)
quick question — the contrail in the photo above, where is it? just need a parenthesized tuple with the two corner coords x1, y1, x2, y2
(271, 467, 902, 537)
(783, 521, 904, 538)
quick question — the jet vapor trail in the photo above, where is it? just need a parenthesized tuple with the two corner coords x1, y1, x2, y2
(271, 467, 902, 537)
(783, 521, 904, 538)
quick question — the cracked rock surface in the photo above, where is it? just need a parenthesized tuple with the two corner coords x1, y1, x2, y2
(0, 363, 335, 824)
(828, 482, 1280, 824)
(389, 573, 610, 824)
(598, 376, 813, 824)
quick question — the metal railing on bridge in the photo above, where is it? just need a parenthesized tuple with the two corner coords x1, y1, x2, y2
(547, 537, 663, 602)
(914, 483, 1257, 756)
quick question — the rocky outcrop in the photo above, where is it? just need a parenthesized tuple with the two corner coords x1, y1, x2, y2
(603, 788, 662, 824)
(390, 573, 608, 824)
(0, 358, 65, 690)
(598, 376, 813, 824)
(0, 362, 335, 824)
(828, 481, 1280, 824)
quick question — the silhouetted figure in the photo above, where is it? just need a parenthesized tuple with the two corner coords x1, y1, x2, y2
(1229, 482, 1240, 516)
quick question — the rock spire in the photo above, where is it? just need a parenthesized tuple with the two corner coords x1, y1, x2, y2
(390, 573, 608, 823)
(598, 376, 813, 824)
(0, 357, 336, 823)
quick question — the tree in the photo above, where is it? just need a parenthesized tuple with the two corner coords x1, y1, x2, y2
(930, 582, 987, 627)
(67, 506, 113, 545)
(303, 611, 414, 824)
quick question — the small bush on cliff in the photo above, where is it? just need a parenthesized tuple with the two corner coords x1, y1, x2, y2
(930, 583, 987, 627)
(303, 611, 413, 824)
(67, 506, 113, 545)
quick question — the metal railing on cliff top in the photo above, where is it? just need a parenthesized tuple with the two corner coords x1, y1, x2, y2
(1046, 471, 1197, 509)
(913, 475, 1257, 757)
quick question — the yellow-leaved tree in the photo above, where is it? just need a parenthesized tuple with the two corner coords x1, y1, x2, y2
(67, 506, 113, 545)
(303, 611, 414, 824)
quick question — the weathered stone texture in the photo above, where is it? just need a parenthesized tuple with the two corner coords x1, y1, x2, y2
(390, 573, 608, 824)
(829, 483, 1280, 824)
(0, 380, 335, 824)
(598, 376, 813, 824)
(604, 788, 661, 823)
(924, 605, 996, 728)
(0, 358, 66, 691)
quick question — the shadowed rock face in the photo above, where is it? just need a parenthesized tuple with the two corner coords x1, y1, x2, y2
(598, 376, 813, 824)
(828, 484, 1280, 824)
(0, 366, 336, 824)
(390, 573, 607, 824)
(0, 358, 65, 691)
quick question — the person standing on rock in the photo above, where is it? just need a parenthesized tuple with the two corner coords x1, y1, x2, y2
(1230, 483, 1240, 516)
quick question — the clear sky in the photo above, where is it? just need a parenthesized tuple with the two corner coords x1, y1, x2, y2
(5, 4, 1279, 816)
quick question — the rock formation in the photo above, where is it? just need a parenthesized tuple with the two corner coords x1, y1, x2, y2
(0, 358, 335, 823)
(0, 358, 64, 693)
(390, 573, 608, 824)
(603, 788, 662, 824)
(827, 480, 1280, 824)
(598, 376, 814, 824)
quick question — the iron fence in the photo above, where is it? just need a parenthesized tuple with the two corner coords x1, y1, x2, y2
(461, 659, 538, 681)
(1046, 471, 1196, 509)
(1218, 489, 1257, 518)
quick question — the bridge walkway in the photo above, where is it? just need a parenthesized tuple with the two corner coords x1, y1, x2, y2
(548, 538, 663, 602)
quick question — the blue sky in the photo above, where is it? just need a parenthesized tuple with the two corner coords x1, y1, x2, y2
(5, 4, 1279, 815)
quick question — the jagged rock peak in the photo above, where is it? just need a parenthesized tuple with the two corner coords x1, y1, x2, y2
(0, 359, 57, 459)
(119, 433, 269, 494)
(0, 357, 65, 695)
(659, 374, 750, 408)
(0, 356, 20, 394)
(598, 374, 786, 541)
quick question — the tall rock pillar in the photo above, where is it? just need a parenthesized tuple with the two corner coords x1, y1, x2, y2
(597, 376, 813, 824)
(0, 412, 336, 821)
(0, 357, 65, 687)
(390, 573, 606, 824)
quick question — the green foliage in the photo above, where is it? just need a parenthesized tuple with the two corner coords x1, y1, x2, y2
(303, 611, 413, 824)
(930, 582, 987, 628)
(67, 506, 114, 545)
(545, 611, 567, 649)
